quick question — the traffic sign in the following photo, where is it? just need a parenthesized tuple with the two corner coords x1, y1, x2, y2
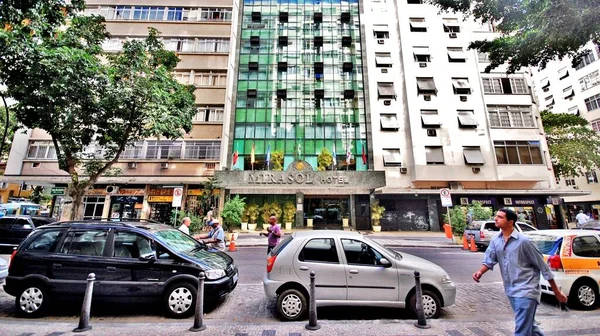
(440, 188, 453, 207)
(172, 187, 183, 207)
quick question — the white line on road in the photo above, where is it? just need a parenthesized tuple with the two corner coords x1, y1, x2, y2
(440, 252, 483, 255)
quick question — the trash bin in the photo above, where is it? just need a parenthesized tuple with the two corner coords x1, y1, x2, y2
(443, 224, 452, 239)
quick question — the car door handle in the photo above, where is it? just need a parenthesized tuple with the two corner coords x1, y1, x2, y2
(299, 266, 309, 271)
(107, 267, 116, 272)
(349, 269, 359, 274)
(53, 263, 62, 269)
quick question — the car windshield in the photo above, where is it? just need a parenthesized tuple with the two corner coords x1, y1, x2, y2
(364, 237, 402, 260)
(154, 229, 204, 253)
(525, 234, 561, 254)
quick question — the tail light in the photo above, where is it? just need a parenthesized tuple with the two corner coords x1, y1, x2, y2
(548, 255, 563, 271)
(8, 249, 17, 271)
(480, 231, 485, 239)
(267, 255, 277, 273)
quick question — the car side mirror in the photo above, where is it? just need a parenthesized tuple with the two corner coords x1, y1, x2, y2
(139, 253, 156, 262)
(379, 258, 392, 267)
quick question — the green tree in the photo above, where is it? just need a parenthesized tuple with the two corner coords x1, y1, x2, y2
(221, 195, 246, 232)
(0, 2, 196, 219)
(469, 201, 492, 220)
(541, 111, 600, 178)
(0, 106, 18, 161)
(448, 206, 467, 236)
(430, 0, 600, 73)
(271, 150, 284, 171)
(317, 148, 333, 171)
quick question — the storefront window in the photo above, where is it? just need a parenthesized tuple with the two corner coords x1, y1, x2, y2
(83, 196, 105, 219)
(110, 196, 144, 220)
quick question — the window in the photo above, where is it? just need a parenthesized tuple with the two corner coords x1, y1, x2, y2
(425, 146, 444, 164)
(509, 78, 529, 94)
(572, 236, 600, 258)
(558, 67, 569, 79)
(194, 107, 224, 122)
(565, 178, 576, 186)
(298, 238, 339, 263)
(341, 239, 385, 266)
(199, 8, 232, 21)
(585, 93, 600, 111)
(484, 222, 499, 232)
(482, 78, 502, 94)
(407, 0, 424, 3)
(373, 24, 389, 39)
(421, 110, 441, 128)
(196, 39, 230, 53)
(447, 47, 466, 62)
(487, 105, 535, 128)
(60, 230, 108, 256)
(165, 38, 195, 52)
(113, 231, 153, 258)
(145, 141, 182, 159)
(121, 142, 144, 159)
(115, 6, 132, 19)
(442, 18, 460, 33)
(452, 78, 471, 94)
(83, 196, 105, 219)
(416, 77, 437, 95)
(586, 171, 598, 184)
(380, 114, 399, 130)
(375, 52, 393, 67)
(183, 141, 220, 160)
(494, 141, 544, 165)
(568, 106, 579, 115)
(457, 110, 478, 128)
(377, 82, 397, 99)
(563, 86, 575, 99)
(463, 147, 485, 165)
(413, 46, 431, 62)
(193, 71, 227, 86)
(132, 6, 165, 20)
(409, 18, 427, 32)
(26, 141, 57, 159)
(477, 52, 490, 63)
(579, 70, 600, 91)
(482, 77, 528, 94)
(24, 230, 66, 253)
(575, 52, 596, 70)
(590, 119, 600, 133)
(382, 148, 401, 166)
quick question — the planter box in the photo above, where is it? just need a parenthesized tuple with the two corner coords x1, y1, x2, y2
(248, 223, 257, 231)
(307, 219, 314, 227)
(342, 218, 349, 227)
(372, 225, 382, 232)
(285, 222, 292, 231)
(241, 222, 248, 232)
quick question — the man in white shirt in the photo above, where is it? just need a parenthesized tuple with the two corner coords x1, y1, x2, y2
(575, 210, 589, 227)
(178, 217, 191, 235)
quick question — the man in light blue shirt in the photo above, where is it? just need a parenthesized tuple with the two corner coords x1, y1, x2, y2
(195, 219, 226, 251)
(473, 208, 567, 336)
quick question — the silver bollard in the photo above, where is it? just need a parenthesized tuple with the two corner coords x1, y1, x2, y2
(305, 271, 321, 331)
(413, 271, 431, 329)
(189, 271, 207, 332)
(73, 273, 96, 332)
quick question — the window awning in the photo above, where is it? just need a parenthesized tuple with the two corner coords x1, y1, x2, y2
(541, 79, 550, 88)
(563, 89, 575, 99)
(443, 18, 460, 28)
(559, 69, 569, 79)
(380, 114, 400, 130)
(567, 106, 579, 115)
(421, 113, 441, 127)
(417, 78, 436, 91)
(457, 113, 478, 127)
(547, 99, 555, 106)
(463, 147, 485, 165)
(373, 24, 389, 32)
(413, 47, 430, 55)
(452, 78, 471, 90)
(448, 50, 466, 60)
(383, 149, 402, 166)
(426, 147, 444, 164)
(410, 21, 427, 29)
(378, 83, 397, 98)
(375, 56, 393, 66)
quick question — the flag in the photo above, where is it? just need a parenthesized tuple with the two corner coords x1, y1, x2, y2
(232, 150, 239, 165)
(332, 143, 337, 167)
(362, 143, 367, 165)
(346, 145, 352, 165)
(266, 143, 271, 167)
(297, 143, 302, 157)
(250, 143, 255, 165)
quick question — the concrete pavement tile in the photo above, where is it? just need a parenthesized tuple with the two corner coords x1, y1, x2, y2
(445, 331, 467, 336)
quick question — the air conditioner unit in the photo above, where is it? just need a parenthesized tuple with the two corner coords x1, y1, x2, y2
(460, 197, 469, 205)
(381, 68, 388, 73)
(160, 162, 170, 169)
(377, 39, 385, 44)
(419, 63, 427, 68)
(450, 182, 463, 190)
(472, 167, 481, 173)
(400, 167, 408, 174)
(105, 186, 119, 194)
(127, 162, 137, 169)
(427, 129, 437, 136)
(573, 186, 579, 190)
(504, 198, 513, 205)
(384, 100, 391, 106)
(449, 33, 457, 38)
(424, 95, 431, 101)
(460, 96, 468, 102)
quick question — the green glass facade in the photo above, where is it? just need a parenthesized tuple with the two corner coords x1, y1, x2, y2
(232, 0, 368, 171)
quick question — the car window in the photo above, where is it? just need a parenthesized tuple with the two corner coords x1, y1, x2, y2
(527, 234, 560, 254)
(0, 218, 15, 226)
(24, 229, 66, 253)
(298, 238, 339, 263)
(31, 218, 53, 226)
(12, 218, 32, 229)
(154, 229, 203, 253)
(113, 231, 154, 258)
(517, 223, 536, 232)
(60, 230, 108, 256)
(271, 235, 293, 256)
(484, 222, 499, 231)
(467, 222, 483, 230)
(341, 239, 385, 266)
(572, 236, 600, 258)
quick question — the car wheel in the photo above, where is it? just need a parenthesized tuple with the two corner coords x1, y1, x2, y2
(277, 289, 307, 321)
(410, 289, 442, 319)
(15, 283, 50, 317)
(569, 280, 598, 310)
(164, 282, 197, 318)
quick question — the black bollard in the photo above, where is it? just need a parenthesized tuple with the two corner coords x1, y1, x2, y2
(190, 271, 207, 332)
(73, 273, 96, 332)
(305, 271, 321, 331)
(413, 271, 431, 329)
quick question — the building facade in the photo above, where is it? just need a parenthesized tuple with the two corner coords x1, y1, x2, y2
(530, 41, 600, 222)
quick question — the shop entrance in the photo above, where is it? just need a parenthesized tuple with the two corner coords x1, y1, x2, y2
(110, 196, 144, 220)
(150, 203, 172, 225)
(304, 196, 349, 229)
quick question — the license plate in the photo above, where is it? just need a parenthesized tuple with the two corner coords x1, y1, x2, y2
(233, 273, 238, 284)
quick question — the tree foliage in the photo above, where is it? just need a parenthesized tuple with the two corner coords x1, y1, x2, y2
(541, 111, 600, 178)
(0, 106, 18, 161)
(430, 0, 600, 73)
(221, 195, 246, 231)
(0, 0, 196, 219)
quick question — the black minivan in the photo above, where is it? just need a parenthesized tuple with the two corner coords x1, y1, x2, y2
(4, 221, 238, 318)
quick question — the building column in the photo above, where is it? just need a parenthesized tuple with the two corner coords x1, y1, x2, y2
(349, 194, 356, 229)
(427, 196, 441, 232)
(102, 196, 111, 219)
(140, 185, 151, 220)
(295, 192, 304, 228)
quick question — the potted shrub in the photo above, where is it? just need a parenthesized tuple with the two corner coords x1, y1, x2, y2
(283, 201, 296, 231)
(241, 205, 250, 232)
(221, 195, 246, 241)
(246, 204, 259, 231)
(317, 148, 333, 171)
(340, 201, 349, 227)
(261, 202, 283, 230)
(449, 206, 467, 243)
(271, 150, 284, 171)
(370, 199, 385, 232)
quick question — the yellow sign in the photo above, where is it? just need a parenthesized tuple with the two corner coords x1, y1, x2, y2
(148, 196, 173, 203)
(187, 189, 203, 196)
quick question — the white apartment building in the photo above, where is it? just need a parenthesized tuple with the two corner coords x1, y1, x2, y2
(530, 41, 600, 222)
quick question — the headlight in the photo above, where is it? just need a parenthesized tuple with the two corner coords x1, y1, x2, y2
(441, 275, 453, 284)
(205, 269, 226, 280)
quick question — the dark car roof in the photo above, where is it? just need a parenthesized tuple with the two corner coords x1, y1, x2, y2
(38, 220, 175, 233)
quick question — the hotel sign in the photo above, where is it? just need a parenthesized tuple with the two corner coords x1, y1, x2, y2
(248, 172, 349, 186)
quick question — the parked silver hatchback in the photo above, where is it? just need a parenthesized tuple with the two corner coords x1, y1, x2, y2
(263, 231, 456, 321)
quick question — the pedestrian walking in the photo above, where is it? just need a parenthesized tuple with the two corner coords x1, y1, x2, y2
(260, 215, 281, 254)
(473, 208, 568, 336)
(178, 217, 191, 235)
(195, 219, 226, 251)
